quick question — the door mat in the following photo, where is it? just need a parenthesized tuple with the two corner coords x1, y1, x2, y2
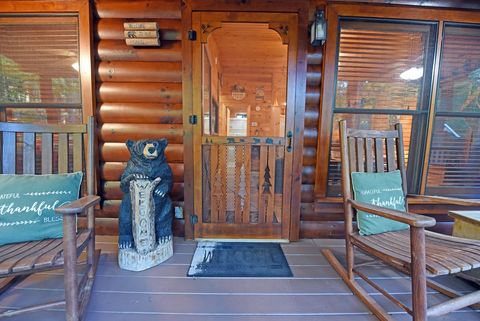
(187, 241, 293, 277)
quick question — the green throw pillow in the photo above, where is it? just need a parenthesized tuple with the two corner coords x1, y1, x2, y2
(0, 172, 83, 245)
(351, 170, 409, 236)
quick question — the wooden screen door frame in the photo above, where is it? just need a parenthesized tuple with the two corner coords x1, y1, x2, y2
(190, 11, 301, 241)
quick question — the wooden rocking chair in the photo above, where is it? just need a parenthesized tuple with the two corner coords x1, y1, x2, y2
(322, 120, 480, 321)
(0, 117, 100, 321)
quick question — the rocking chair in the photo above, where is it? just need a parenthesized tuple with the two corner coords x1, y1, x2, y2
(323, 120, 480, 321)
(0, 117, 100, 321)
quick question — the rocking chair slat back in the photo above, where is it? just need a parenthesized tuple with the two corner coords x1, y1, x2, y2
(41, 133, 53, 174)
(22, 132, 35, 174)
(0, 122, 88, 179)
(340, 121, 409, 224)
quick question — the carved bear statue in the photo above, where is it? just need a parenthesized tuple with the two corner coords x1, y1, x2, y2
(118, 138, 173, 250)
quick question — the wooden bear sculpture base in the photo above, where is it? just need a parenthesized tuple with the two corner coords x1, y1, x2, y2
(118, 239, 173, 272)
(118, 178, 173, 271)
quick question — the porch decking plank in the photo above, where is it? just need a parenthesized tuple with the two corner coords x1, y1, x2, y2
(0, 237, 477, 321)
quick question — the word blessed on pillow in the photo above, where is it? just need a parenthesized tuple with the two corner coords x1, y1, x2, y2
(0, 173, 83, 245)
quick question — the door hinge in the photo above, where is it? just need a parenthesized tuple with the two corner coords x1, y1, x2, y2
(188, 30, 197, 41)
(190, 214, 198, 225)
(189, 114, 197, 125)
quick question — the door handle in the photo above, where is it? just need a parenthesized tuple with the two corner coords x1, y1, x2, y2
(286, 131, 293, 152)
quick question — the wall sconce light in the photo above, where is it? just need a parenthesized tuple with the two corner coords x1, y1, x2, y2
(310, 10, 326, 46)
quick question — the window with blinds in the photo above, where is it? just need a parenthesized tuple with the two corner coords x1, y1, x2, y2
(0, 15, 82, 124)
(327, 19, 436, 196)
(426, 24, 480, 197)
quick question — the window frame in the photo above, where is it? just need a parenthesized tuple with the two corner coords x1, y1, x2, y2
(327, 18, 438, 196)
(315, 3, 480, 198)
(0, 0, 95, 124)
(314, 3, 480, 198)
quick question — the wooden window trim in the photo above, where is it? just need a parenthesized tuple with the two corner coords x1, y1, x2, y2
(315, 3, 480, 197)
(0, 0, 95, 124)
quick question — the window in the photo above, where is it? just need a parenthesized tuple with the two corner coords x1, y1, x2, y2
(0, 16, 82, 124)
(425, 24, 480, 197)
(326, 19, 437, 196)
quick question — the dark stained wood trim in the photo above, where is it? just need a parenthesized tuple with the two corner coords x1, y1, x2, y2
(190, 11, 304, 241)
(191, 12, 203, 239)
(314, 4, 339, 197)
(290, 6, 309, 241)
(182, 0, 194, 239)
(327, 3, 480, 23)
(78, 0, 95, 122)
(329, 0, 480, 10)
(190, 0, 314, 12)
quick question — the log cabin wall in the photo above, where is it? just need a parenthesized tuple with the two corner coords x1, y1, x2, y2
(0, 0, 477, 238)
(93, 0, 185, 235)
(300, 22, 324, 237)
(90, 0, 480, 237)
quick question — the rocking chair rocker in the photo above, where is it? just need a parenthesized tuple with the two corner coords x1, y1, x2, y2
(323, 120, 480, 321)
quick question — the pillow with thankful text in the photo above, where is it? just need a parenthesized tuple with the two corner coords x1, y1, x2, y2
(0, 172, 82, 245)
(351, 170, 409, 236)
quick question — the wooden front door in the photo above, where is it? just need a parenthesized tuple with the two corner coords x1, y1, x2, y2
(192, 12, 298, 240)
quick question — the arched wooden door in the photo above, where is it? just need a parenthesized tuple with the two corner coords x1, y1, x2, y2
(191, 12, 298, 240)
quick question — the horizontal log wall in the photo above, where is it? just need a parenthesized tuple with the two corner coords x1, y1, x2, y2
(92, 0, 474, 238)
(94, 0, 184, 236)
(302, 199, 479, 238)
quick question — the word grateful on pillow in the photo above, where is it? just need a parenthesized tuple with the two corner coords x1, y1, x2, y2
(0, 172, 83, 245)
(351, 170, 409, 236)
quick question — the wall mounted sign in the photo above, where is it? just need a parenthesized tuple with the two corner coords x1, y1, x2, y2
(231, 84, 246, 101)
(124, 22, 161, 47)
(255, 86, 265, 101)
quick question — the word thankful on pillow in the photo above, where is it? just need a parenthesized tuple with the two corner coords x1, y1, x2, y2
(351, 170, 409, 236)
(0, 172, 83, 245)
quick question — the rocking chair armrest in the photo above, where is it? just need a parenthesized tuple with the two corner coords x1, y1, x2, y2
(348, 199, 436, 228)
(407, 194, 480, 207)
(55, 195, 100, 215)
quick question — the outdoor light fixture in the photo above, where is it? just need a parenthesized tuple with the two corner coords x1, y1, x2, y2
(310, 10, 326, 46)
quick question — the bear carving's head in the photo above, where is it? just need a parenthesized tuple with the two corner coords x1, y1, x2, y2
(126, 138, 168, 162)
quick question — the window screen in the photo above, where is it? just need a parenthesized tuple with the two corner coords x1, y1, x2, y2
(0, 15, 82, 124)
(327, 19, 436, 196)
(426, 24, 480, 197)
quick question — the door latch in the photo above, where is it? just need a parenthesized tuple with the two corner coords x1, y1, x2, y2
(189, 115, 197, 125)
(286, 131, 293, 152)
(190, 214, 198, 225)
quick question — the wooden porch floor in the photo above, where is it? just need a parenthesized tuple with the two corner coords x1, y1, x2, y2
(0, 237, 479, 321)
